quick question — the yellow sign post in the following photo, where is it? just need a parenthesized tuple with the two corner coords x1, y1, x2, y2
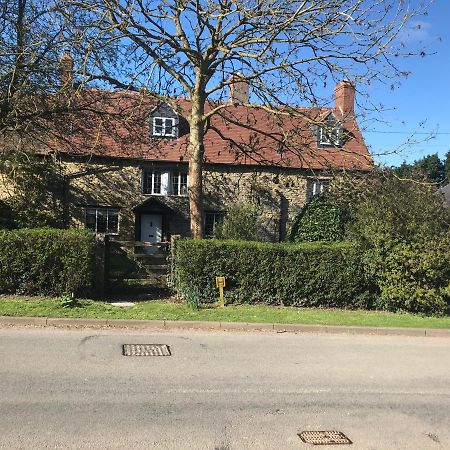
(216, 276, 226, 308)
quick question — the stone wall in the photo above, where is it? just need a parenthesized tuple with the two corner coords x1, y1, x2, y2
(1, 154, 314, 241)
(203, 165, 309, 241)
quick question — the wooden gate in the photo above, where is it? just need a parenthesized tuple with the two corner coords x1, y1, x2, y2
(104, 238, 171, 296)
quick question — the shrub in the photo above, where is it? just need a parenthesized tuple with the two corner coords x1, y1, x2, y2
(347, 173, 450, 247)
(172, 239, 373, 308)
(364, 240, 450, 315)
(342, 172, 450, 315)
(0, 228, 96, 296)
(289, 194, 349, 242)
(214, 201, 263, 241)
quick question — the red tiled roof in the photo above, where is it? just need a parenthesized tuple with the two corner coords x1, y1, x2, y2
(51, 90, 372, 171)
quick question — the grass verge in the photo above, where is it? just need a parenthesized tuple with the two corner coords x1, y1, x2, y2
(0, 295, 449, 329)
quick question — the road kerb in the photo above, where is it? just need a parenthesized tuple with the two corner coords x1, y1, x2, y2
(244, 322, 275, 332)
(0, 316, 47, 326)
(106, 319, 165, 329)
(424, 328, 450, 337)
(47, 317, 108, 327)
(0, 316, 449, 337)
(325, 325, 379, 335)
(374, 326, 427, 337)
(273, 323, 324, 333)
(164, 320, 221, 330)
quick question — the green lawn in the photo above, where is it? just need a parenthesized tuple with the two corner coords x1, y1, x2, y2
(1, 295, 449, 329)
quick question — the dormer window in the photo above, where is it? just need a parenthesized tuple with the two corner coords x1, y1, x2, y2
(319, 126, 340, 146)
(318, 114, 342, 147)
(153, 117, 176, 137)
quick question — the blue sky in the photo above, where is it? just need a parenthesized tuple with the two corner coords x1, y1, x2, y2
(361, 1, 450, 167)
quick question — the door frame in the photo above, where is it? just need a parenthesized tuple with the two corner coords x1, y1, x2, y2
(135, 211, 169, 242)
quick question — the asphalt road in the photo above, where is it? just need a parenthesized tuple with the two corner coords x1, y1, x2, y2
(0, 327, 449, 449)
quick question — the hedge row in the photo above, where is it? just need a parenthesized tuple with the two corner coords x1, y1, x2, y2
(172, 239, 373, 308)
(0, 228, 96, 296)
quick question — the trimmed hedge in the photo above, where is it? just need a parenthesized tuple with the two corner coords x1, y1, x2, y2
(0, 228, 96, 296)
(172, 239, 373, 308)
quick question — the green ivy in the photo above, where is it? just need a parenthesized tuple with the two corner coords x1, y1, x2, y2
(289, 194, 349, 242)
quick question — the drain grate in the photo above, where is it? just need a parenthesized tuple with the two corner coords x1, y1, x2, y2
(298, 431, 352, 445)
(122, 344, 171, 356)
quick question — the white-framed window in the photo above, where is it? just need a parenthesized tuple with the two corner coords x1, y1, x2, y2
(84, 207, 119, 234)
(142, 169, 188, 196)
(143, 170, 162, 195)
(171, 171, 188, 196)
(205, 212, 225, 237)
(319, 125, 341, 146)
(307, 179, 330, 200)
(152, 117, 176, 137)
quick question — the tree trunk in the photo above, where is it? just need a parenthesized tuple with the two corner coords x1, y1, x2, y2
(188, 98, 205, 239)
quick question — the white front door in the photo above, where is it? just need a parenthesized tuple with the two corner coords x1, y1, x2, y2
(140, 214, 162, 243)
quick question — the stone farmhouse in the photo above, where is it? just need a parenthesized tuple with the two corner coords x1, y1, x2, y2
(1, 68, 372, 243)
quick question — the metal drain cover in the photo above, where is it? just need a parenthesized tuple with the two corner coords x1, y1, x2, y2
(122, 344, 171, 356)
(298, 431, 352, 445)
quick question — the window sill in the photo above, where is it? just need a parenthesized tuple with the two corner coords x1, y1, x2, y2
(318, 141, 342, 148)
(142, 193, 188, 197)
(89, 232, 119, 236)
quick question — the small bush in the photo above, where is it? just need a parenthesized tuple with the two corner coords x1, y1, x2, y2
(214, 201, 263, 241)
(60, 293, 80, 308)
(172, 239, 372, 308)
(0, 228, 96, 296)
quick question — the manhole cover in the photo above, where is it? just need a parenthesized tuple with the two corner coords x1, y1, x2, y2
(298, 431, 352, 445)
(122, 344, 171, 356)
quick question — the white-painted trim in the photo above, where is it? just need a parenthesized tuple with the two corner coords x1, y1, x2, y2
(152, 117, 176, 137)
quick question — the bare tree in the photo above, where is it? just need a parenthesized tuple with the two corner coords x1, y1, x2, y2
(61, 0, 427, 238)
(0, 0, 74, 144)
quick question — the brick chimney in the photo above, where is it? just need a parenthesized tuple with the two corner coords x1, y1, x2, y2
(60, 53, 74, 86)
(334, 80, 355, 118)
(229, 73, 249, 104)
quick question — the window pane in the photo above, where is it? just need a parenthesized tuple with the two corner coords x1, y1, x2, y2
(205, 214, 215, 237)
(164, 119, 174, 136)
(172, 172, 179, 195)
(320, 127, 331, 144)
(308, 180, 330, 199)
(153, 171, 161, 194)
(205, 212, 224, 237)
(143, 171, 152, 194)
(107, 210, 119, 234)
(85, 209, 97, 232)
(179, 173, 188, 195)
(331, 128, 340, 144)
(96, 210, 107, 233)
(153, 118, 163, 135)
